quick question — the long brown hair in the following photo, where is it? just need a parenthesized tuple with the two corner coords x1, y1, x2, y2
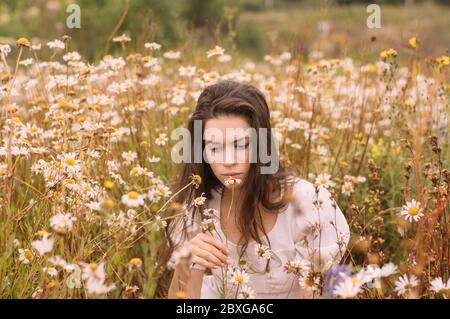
(171, 80, 296, 259)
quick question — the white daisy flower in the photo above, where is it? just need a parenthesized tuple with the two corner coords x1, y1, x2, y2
(163, 50, 181, 60)
(43, 266, 58, 277)
(121, 191, 145, 207)
(224, 177, 242, 187)
(193, 193, 207, 207)
(50, 212, 77, 234)
(314, 173, 336, 189)
(144, 42, 161, 50)
(207, 45, 225, 58)
(238, 285, 256, 299)
(231, 269, 250, 286)
(341, 182, 354, 196)
(430, 277, 450, 294)
(155, 133, 169, 146)
(31, 235, 54, 256)
(47, 39, 65, 50)
(333, 275, 363, 298)
(255, 243, 272, 260)
(18, 248, 34, 264)
(394, 274, 419, 296)
(400, 199, 424, 222)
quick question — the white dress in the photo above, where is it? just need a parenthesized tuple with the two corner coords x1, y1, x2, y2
(174, 178, 350, 299)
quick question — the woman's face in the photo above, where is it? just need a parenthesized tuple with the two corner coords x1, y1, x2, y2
(204, 114, 252, 189)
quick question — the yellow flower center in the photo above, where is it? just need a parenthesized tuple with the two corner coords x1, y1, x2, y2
(128, 191, 139, 200)
(408, 207, 419, 216)
(24, 250, 33, 260)
(235, 275, 244, 284)
(64, 157, 76, 166)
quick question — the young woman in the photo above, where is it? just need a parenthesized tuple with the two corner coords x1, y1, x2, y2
(168, 80, 350, 299)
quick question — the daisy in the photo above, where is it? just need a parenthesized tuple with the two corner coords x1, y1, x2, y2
(341, 182, 354, 196)
(238, 285, 256, 299)
(314, 173, 336, 189)
(284, 257, 309, 276)
(144, 42, 161, 50)
(394, 274, 419, 296)
(155, 133, 169, 146)
(122, 150, 138, 163)
(47, 39, 65, 50)
(154, 215, 167, 231)
(366, 262, 398, 279)
(190, 174, 202, 189)
(125, 285, 140, 295)
(203, 208, 218, 218)
(298, 271, 320, 292)
(18, 248, 34, 264)
(112, 33, 131, 43)
(207, 45, 225, 58)
(255, 243, 272, 260)
(63, 51, 81, 62)
(231, 269, 250, 286)
(400, 199, 424, 222)
(430, 277, 449, 294)
(224, 177, 242, 187)
(121, 191, 145, 207)
(49, 212, 77, 234)
(163, 50, 181, 60)
(43, 266, 58, 277)
(333, 275, 363, 298)
(31, 235, 54, 256)
(59, 152, 82, 174)
(193, 193, 207, 207)
(201, 218, 216, 232)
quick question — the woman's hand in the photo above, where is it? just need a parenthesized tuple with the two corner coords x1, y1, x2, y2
(188, 233, 229, 269)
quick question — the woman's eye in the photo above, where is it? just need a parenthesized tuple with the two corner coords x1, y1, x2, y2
(211, 146, 222, 153)
(236, 143, 249, 150)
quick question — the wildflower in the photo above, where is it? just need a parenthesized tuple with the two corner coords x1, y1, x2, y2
(298, 271, 320, 292)
(224, 177, 242, 187)
(16, 37, 31, 48)
(63, 51, 81, 62)
(163, 50, 181, 60)
(49, 212, 77, 234)
(231, 269, 250, 286)
(112, 33, 131, 43)
(155, 133, 169, 146)
(436, 55, 450, 66)
(125, 285, 140, 295)
(144, 42, 161, 50)
(207, 45, 225, 58)
(43, 266, 58, 277)
(408, 37, 418, 49)
(254, 243, 272, 260)
(121, 191, 145, 207)
(128, 257, 143, 271)
(201, 218, 216, 232)
(400, 199, 424, 222)
(430, 277, 450, 294)
(314, 173, 336, 189)
(333, 275, 363, 298)
(18, 248, 34, 264)
(193, 193, 207, 207)
(394, 274, 418, 296)
(47, 39, 65, 50)
(341, 182, 354, 196)
(31, 235, 54, 256)
(122, 150, 138, 163)
(203, 208, 218, 218)
(238, 285, 256, 299)
(154, 215, 168, 231)
(366, 262, 398, 279)
(175, 291, 188, 299)
(380, 48, 398, 60)
(104, 180, 115, 189)
(190, 174, 202, 189)
(284, 257, 309, 276)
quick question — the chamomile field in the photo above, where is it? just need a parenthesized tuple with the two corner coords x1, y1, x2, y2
(0, 1, 449, 299)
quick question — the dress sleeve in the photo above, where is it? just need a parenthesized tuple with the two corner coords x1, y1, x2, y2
(291, 179, 351, 269)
